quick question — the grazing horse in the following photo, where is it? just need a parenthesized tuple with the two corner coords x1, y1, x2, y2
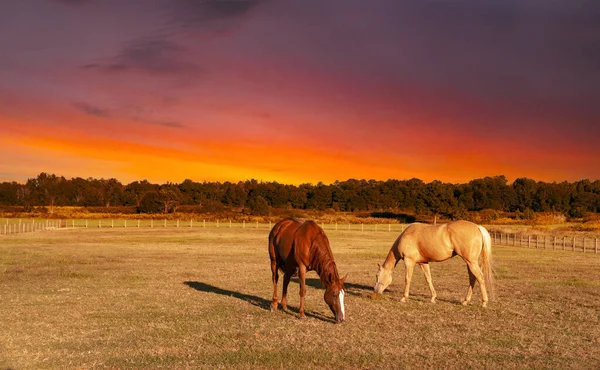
(374, 220, 494, 307)
(269, 218, 346, 323)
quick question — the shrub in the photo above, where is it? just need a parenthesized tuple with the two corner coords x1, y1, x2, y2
(246, 196, 270, 216)
(137, 191, 163, 214)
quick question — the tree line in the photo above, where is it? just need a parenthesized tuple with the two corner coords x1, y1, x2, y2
(0, 173, 599, 218)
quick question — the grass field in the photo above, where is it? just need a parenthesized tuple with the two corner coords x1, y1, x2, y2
(1, 227, 599, 369)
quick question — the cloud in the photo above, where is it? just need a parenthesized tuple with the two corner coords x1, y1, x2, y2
(51, 0, 91, 4)
(135, 118, 185, 129)
(71, 102, 111, 118)
(170, 0, 263, 21)
(71, 101, 185, 129)
(81, 37, 201, 78)
(164, 0, 267, 34)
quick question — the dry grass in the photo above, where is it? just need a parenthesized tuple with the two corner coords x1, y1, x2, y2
(1, 227, 599, 369)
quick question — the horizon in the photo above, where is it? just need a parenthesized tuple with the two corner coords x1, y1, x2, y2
(1, 1, 599, 184)
(2, 172, 598, 187)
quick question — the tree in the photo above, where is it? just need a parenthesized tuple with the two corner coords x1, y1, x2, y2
(137, 191, 163, 213)
(246, 195, 270, 216)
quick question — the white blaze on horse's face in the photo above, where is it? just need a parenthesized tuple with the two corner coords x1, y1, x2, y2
(325, 286, 345, 323)
(374, 267, 393, 294)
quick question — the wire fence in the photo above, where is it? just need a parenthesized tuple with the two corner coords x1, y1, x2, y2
(490, 232, 598, 254)
(0, 218, 410, 233)
(2, 218, 598, 255)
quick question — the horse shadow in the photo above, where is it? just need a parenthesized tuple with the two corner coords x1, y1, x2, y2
(298, 278, 456, 303)
(296, 278, 374, 297)
(183, 281, 334, 323)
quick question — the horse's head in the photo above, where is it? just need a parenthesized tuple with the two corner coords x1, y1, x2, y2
(374, 263, 393, 294)
(324, 274, 346, 323)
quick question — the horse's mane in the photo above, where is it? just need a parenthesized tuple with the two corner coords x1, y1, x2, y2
(309, 228, 340, 285)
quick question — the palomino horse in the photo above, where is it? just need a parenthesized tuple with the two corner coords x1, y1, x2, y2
(269, 218, 346, 323)
(374, 220, 494, 307)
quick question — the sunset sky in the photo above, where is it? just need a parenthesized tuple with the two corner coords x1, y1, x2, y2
(1, 0, 599, 185)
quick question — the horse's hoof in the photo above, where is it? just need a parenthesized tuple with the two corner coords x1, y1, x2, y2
(461, 300, 468, 306)
(482, 302, 488, 308)
(400, 298, 408, 303)
(430, 299, 436, 304)
(270, 303, 278, 312)
(298, 316, 308, 320)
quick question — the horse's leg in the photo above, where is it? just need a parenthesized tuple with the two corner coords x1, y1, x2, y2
(462, 265, 476, 306)
(270, 261, 279, 311)
(465, 262, 489, 307)
(401, 259, 416, 303)
(420, 263, 437, 303)
(298, 264, 308, 319)
(280, 271, 292, 311)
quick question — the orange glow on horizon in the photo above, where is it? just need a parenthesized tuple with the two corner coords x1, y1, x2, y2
(1, 91, 598, 185)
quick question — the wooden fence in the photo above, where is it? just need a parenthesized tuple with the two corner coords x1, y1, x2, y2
(0, 218, 411, 234)
(1, 218, 598, 255)
(490, 232, 598, 254)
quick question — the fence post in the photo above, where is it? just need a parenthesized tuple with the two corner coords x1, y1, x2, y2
(204, 219, 206, 228)
(335, 222, 338, 231)
(217, 220, 219, 228)
(528, 235, 531, 248)
(361, 223, 364, 232)
(243, 220, 245, 229)
(583, 238, 586, 253)
(388, 224, 390, 232)
(269, 221, 271, 229)
(111, 220, 114, 228)
(553, 236, 556, 250)
(255, 221, 257, 229)
(573, 237, 575, 252)
(99, 220, 102, 228)
(190, 219, 193, 228)
(151, 219, 153, 228)
(229, 220, 232, 228)
(164, 219, 167, 228)
(595, 239, 598, 254)
(124, 219, 127, 228)
(138, 220, 140, 228)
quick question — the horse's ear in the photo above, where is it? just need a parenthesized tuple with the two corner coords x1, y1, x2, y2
(326, 271, 333, 284)
(341, 274, 348, 283)
(377, 263, 381, 268)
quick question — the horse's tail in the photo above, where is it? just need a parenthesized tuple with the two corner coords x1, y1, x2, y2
(477, 225, 496, 300)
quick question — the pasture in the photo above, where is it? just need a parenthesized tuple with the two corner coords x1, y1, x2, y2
(1, 227, 599, 369)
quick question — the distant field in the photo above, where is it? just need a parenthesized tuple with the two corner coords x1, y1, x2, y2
(1, 228, 599, 369)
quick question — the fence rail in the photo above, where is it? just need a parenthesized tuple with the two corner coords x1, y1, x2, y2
(0, 218, 411, 234)
(490, 232, 598, 254)
(2, 218, 598, 255)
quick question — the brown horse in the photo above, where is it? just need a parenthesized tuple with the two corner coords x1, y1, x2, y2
(374, 220, 495, 307)
(269, 218, 346, 323)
